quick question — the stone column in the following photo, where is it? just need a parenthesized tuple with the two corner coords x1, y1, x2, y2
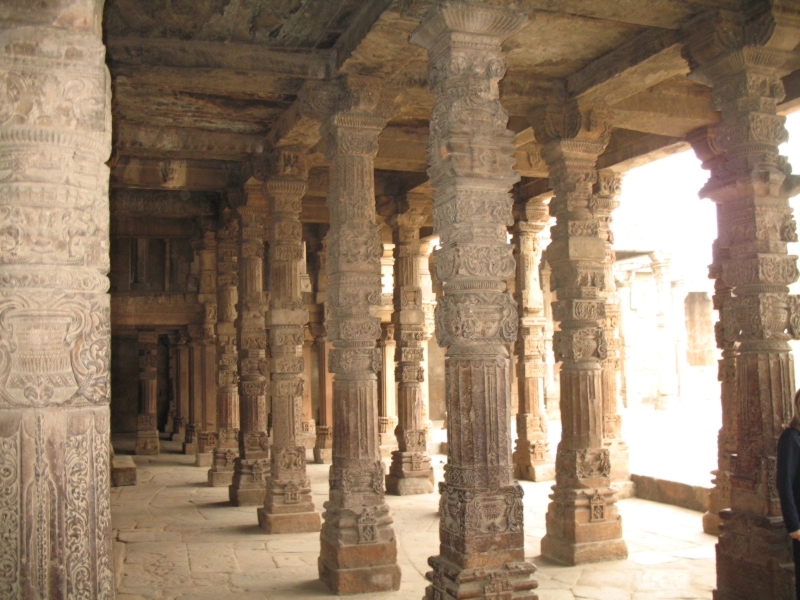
(386, 199, 434, 495)
(683, 9, 800, 597)
(541, 256, 561, 418)
(419, 240, 437, 435)
(0, 2, 115, 594)
(313, 240, 335, 464)
(257, 148, 320, 532)
(317, 76, 401, 594)
(594, 170, 630, 485)
(512, 197, 554, 482)
(208, 209, 240, 486)
(529, 102, 627, 565)
(411, 4, 538, 598)
(301, 327, 318, 451)
(171, 331, 191, 441)
(136, 330, 160, 455)
(671, 279, 689, 400)
(230, 187, 270, 506)
(650, 253, 679, 411)
(378, 323, 398, 457)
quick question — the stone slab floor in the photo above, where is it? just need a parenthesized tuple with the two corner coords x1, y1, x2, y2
(112, 440, 717, 600)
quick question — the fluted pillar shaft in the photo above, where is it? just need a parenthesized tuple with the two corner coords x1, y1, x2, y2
(230, 188, 270, 506)
(512, 197, 554, 482)
(411, 4, 538, 599)
(0, 3, 114, 594)
(683, 8, 800, 598)
(208, 210, 240, 486)
(136, 330, 160, 455)
(386, 201, 434, 496)
(317, 76, 401, 594)
(257, 149, 320, 532)
(529, 104, 627, 565)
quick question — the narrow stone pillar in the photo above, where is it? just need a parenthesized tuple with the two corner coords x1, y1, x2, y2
(206, 209, 240, 485)
(313, 323, 334, 463)
(594, 170, 630, 485)
(541, 256, 561, 418)
(317, 76, 402, 594)
(171, 331, 191, 441)
(386, 199, 434, 495)
(530, 102, 627, 565)
(512, 197, 554, 482)
(136, 330, 160, 455)
(0, 3, 115, 593)
(187, 228, 218, 457)
(419, 239, 437, 435)
(378, 323, 398, 457)
(230, 186, 270, 506)
(257, 148, 320, 532)
(301, 328, 318, 451)
(411, 4, 538, 598)
(671, 279, 689, 400)
(650, 253, 679, 411)
(683, 9, 800, 597)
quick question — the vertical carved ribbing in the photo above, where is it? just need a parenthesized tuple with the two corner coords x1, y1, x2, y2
(683, 8, 800, 597)
(316, 76, 401, 594)
(258, 149, 320, 532)
(411, 3, 537, 598)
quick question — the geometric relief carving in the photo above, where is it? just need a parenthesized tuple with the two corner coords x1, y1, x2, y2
(0, 293, 110, 407)
(65, 430, 92, 599)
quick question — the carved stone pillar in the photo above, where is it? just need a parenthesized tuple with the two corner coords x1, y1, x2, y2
(386, 200, 434, 496)
(530, 102, 627, 565)
(206, 209, 240, 485)
(683, 8, 800, 598)
(541, 256, 561, 419)
(317, 77, 401, 594)
(301, 327, 318, 451)
(313, 322, 334, 464)
(411, 4, 538, 598)
(512, 197, 554, 482)
(419, 240, 437, 436)
(230, 186, 270, 506)
(0, 4, 115, 593)
(594, 170, 629, 484)
(136, 330, 160, 455)
(172, 331, 191, 441)
(650, 253, 679, 411)
(256, 148, 320, 532)
(378, 323, 398, 458)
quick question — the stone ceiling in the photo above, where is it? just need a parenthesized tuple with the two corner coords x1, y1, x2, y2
(105, 0, 800, 220)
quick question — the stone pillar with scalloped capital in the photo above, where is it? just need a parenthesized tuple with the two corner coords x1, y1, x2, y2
(411, 3, 539, 598)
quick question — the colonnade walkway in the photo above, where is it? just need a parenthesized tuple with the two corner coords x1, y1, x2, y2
(112, 439, 717, 600)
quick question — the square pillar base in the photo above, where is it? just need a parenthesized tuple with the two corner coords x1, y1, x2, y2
(195, 451, 213, 467)
(229, 481, 267, 506)
(540, 532, 628, 566)
(111, 455, 137, 487)
(318, 537, 401, 594)
(424, 555, 538, 600)
(313, 447, 332, 464)
(135, 431, 159, 455)
(208, 469, 234, 487)
(514, 461, 555, 482)
(257, 508, 321, 534)
(385, 472, 434, 495)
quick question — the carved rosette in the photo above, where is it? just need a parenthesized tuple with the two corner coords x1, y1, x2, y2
(208, 209, 240, 484)
(683, 7, 800, 597)
(386, 203, 435, 495)
(316, 76, 401, 594)
(410, 3, 538, 598)
(512, 197, 553, 482)
(256, 148, 320, 531)
(0, 7, 114, 596)
(529, 102, 627, 565)
(228, 186, 271, 506)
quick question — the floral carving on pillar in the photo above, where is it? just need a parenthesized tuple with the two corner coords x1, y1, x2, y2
(0, 3, 115, 595)
(511, 196, 554, 482)
(316, 75, 402, 594)
(208, 206, 240, 487)
(257, 148, 321, 533)
(410, 3, 538, 598)
(135, 330, 160, 455)
(682, 6, 800, 598)
(529, 101, 628, 565)
(386, 195, 435, 496)
(230, 185, 270, 506)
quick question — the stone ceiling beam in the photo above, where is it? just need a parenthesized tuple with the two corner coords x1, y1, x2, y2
(566, 28, 688, 106)
(106, 37, 328, 78)
(596, 129, 688, 172)
(329, 0, 395, 74)
(111, 158, 239, 191)
(115, 125, 266, 161)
